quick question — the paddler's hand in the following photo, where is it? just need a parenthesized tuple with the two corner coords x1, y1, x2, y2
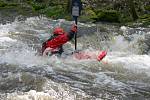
(73, 50, 81, 53)
(68, 24, 77, 40)
(71, 24, 77, 33)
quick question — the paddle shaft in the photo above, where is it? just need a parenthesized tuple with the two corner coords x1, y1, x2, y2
(71, 0, 82, 50)
(74, 16, 78, 50)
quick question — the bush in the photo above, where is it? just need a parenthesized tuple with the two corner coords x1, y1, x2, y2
(140, 14, 150, 19)
(79, 7, 98, 22)
(0, 1, 18, 8)
(120, 15, 133, 23)
(31, 3, 46, 11)
(43, 6, 65, 19)
(144, 5, 150, 11)
(93, 10, 120, 23)
(139, 14, 150, 26)
(0, 1, 7, 7)
(8, 3, 18, 7)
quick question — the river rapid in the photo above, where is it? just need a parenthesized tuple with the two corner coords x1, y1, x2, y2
(0, 17, 150, 100)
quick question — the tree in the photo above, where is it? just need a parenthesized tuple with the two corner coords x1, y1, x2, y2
(126, 0, 138, 20)
(66, 0, 72, 14)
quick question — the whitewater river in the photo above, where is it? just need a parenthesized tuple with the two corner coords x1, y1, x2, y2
(0, 17, 150, 100)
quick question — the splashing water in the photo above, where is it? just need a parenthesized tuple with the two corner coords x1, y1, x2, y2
(0, 17, 150, 100)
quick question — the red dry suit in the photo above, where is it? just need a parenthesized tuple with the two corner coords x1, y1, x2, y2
(42, 25, 77, 55)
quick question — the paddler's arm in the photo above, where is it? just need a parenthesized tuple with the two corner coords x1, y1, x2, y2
(67, 24, 77, 40)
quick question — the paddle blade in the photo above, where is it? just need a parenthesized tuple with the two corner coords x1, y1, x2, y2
(97, 51, 107, 61)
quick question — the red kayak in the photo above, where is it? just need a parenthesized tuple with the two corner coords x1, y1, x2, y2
(73, 50, 107, 61)
(43, 47, 107, 61)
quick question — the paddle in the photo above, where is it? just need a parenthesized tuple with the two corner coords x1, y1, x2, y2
(71, 0, 82, 50)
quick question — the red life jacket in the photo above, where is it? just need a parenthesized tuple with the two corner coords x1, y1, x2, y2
(46, 32, 69, 49)
(42, 30, 75, 55)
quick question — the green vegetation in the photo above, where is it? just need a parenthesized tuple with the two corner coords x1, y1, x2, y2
(144, 5, 150, 11)
(0, 1, 18, 8)
(43, 6, 66, 19)
(93, 10, 120, 22)
(139, 14, 150, 26)
(31, 3, 46, 11)
(0, 0, 149, 26)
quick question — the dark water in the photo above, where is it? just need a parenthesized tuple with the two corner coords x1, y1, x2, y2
(0, 17, 150, 100)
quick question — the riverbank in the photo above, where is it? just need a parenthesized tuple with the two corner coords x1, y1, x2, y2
(0, 0, 149, 27)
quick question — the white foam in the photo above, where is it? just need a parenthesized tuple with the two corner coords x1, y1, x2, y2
(7, 79, 88, 100)
(120, 26, 128, 31)
(107, 53, 150, 70)
(110, 35, 129, 51)
(95, 72, 126, 89)
(0, 50, 45, 67)
(7, 90, 54, 100)
(0, 37, 17, 42)
(147, 31, 150, 34)
(0, 23, 15, 36)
